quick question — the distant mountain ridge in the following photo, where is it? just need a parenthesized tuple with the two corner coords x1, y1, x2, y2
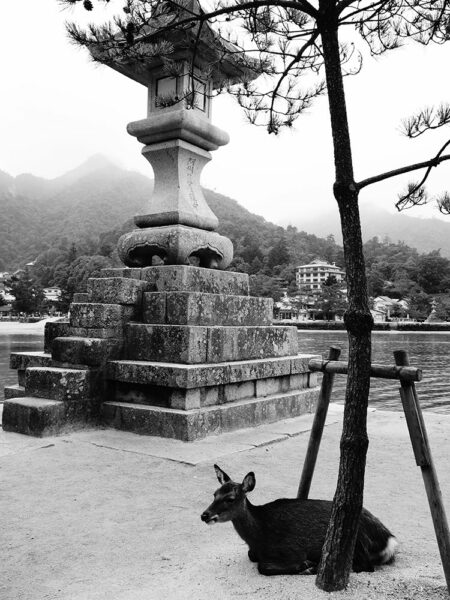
(288, 204, 450, 258)
(1, 155, 449, 273)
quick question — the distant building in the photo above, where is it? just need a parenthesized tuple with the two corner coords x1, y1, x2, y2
(43, 287, 62, 302)
(371, 296, 409, 322)
(296, 259, 345, 292)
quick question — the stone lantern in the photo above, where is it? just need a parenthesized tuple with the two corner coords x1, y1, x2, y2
(93, 0, 255, 269)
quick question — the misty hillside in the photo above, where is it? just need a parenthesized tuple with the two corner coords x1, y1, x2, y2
(290, 204, 450, 258)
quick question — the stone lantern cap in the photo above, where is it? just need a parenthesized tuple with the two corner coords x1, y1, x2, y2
(90, 0, 259, 90)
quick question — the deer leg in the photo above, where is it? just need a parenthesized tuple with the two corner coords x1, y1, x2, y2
(248, 549, 258, 562)
(257, 552, 312, 576)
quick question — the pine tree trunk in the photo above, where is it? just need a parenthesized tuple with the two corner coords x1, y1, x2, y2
(315, 4, 374, 592)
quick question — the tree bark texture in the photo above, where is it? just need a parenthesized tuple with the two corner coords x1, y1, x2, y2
(315, 3, 374, 592)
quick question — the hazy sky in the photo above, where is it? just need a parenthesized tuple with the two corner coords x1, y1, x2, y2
(1, 0, 450, 227)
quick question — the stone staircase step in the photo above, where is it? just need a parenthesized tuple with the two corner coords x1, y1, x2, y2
(4, 384, 25, 400)
(100, 265, 249, 295)
(87, 277, 149, 305)
(142, 291, 272, 326)
(44, 320, 70, 352)
(107, 355, 318, 388)
(70, 303, 137, 328)
(2, 397, 66, 436)
(126, 324, 299, 364)
(10, 351, 54, 371)
(52, 337, 122, 367)
(101, 388, 317, 441)
(25, 367, 93, 403)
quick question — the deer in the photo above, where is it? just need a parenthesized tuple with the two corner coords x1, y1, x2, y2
(201, 465, 398, 576)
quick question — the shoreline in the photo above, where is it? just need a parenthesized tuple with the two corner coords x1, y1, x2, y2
(276, 321, 450, 332)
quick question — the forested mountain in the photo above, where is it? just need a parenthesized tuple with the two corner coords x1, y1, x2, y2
(1, 156, 449, 317)
(290, 204, 450, 258)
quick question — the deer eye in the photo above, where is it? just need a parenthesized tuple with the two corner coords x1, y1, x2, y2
(225, 497, 235, 504)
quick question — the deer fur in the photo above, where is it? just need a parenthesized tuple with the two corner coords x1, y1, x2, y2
(201, 465, 398, 576)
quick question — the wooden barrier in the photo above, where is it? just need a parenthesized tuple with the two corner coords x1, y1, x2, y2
(299, 346, 450, 593)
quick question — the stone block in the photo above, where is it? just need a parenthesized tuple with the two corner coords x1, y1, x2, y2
(25, 367, 93, 403)
(2, 397, 67, 437)
(170, 389, 201, 410)
(4, 384, 25, 400)
(142, 293, 167, 324)
(140, 265, 249, 295)
(201, 386, 220, 407)
(44, 320, 70, 352)
(73, 293, 89, 303)
(221, 381, 255, 403)
(227, 357, 292, 384)
(17, 370, 26, 387)
(87, 277, 149, 305)
(70, 303, 136, 328)
(69, 326, 125, 339)
(255, 375, 291, 397)
(291, 354, 321, 373)
(126, 324, 208, 363)
(52, 337, 123, 367)
(289, 373, 309, 389)
(106, 355, 317, 389)
(207, 326, 298, 362)
(10, 351, 53, 371)
(101, 387, 317, 441)
(100, 268, 142, 280)
(142, 292, 272, 326)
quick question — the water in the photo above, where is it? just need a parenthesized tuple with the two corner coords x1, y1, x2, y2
(297, 329, 450, 413)
(0, 323, 45, 390)
(0, 324, 449, 414)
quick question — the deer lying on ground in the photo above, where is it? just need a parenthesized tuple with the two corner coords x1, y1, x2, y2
(201, 465, 398, 576)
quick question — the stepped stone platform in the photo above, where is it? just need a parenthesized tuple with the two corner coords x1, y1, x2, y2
(3, 266, 320, 440)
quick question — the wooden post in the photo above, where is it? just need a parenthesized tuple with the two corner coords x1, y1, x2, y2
(297, 346, 341, 499)
(394, 350, 450, 593)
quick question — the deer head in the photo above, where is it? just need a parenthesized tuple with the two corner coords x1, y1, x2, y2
(200, 465, 256, 524)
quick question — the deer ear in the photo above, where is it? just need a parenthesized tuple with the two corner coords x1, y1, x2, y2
(214, 464, 230, 485)
(242, 472, 255, 493)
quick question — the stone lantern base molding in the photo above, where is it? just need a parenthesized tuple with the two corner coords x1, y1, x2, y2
(117, 225, 233, 269)
(127, 109, 230, 151)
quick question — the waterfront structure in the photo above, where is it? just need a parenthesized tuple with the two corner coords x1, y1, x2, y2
(296, 259, 345, 292)
(3, 1, 319, 440)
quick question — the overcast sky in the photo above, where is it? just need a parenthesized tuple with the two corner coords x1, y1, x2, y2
(1, 0, 450, 227)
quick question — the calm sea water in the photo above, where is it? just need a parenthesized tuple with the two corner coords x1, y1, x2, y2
(297, 329, 450, 413)
(0, 326, 449, 413)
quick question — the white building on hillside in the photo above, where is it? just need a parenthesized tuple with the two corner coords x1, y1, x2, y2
(296, 259, 345, 292)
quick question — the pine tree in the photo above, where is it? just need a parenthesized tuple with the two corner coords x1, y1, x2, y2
(61, 0, 450, 589)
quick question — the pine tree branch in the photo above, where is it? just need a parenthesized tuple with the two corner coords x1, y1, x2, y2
(357, 149, 450, 191)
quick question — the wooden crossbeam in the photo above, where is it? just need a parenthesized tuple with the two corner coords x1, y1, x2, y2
(308, 358, 422, 382)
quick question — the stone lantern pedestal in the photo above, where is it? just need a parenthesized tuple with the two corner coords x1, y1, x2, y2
(2, 0, 319, 439)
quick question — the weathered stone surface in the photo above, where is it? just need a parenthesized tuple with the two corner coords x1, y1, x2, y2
(69, 327, 125, 340)
(87, 277, 149, 305)
(101, 388, 317, 441)
(10, 352, 53, 371)
(44, 320, 70, 352)
(118, 225, 233, 269)
(207, 326, 298, 363)
(140, 265, 249, 295)
(142, 291, 272, 326)
(52, 337, 123, 367)
(4, 384, 25, 400)
(18, 370, 26, 387)
(107, 355, 319, 389)
(141, 293, 166, 325)
(126, 324, 208, 363)
(126, 324, 297, 364)
(25, 367, 93, 403)
(100, 268, 142, 280)
(73, 293, 89, 303)
(2, 397, 66, 437)
(70, 303, 137, 328)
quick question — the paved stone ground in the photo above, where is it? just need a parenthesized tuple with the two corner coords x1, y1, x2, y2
(1, 405, 449, 600)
